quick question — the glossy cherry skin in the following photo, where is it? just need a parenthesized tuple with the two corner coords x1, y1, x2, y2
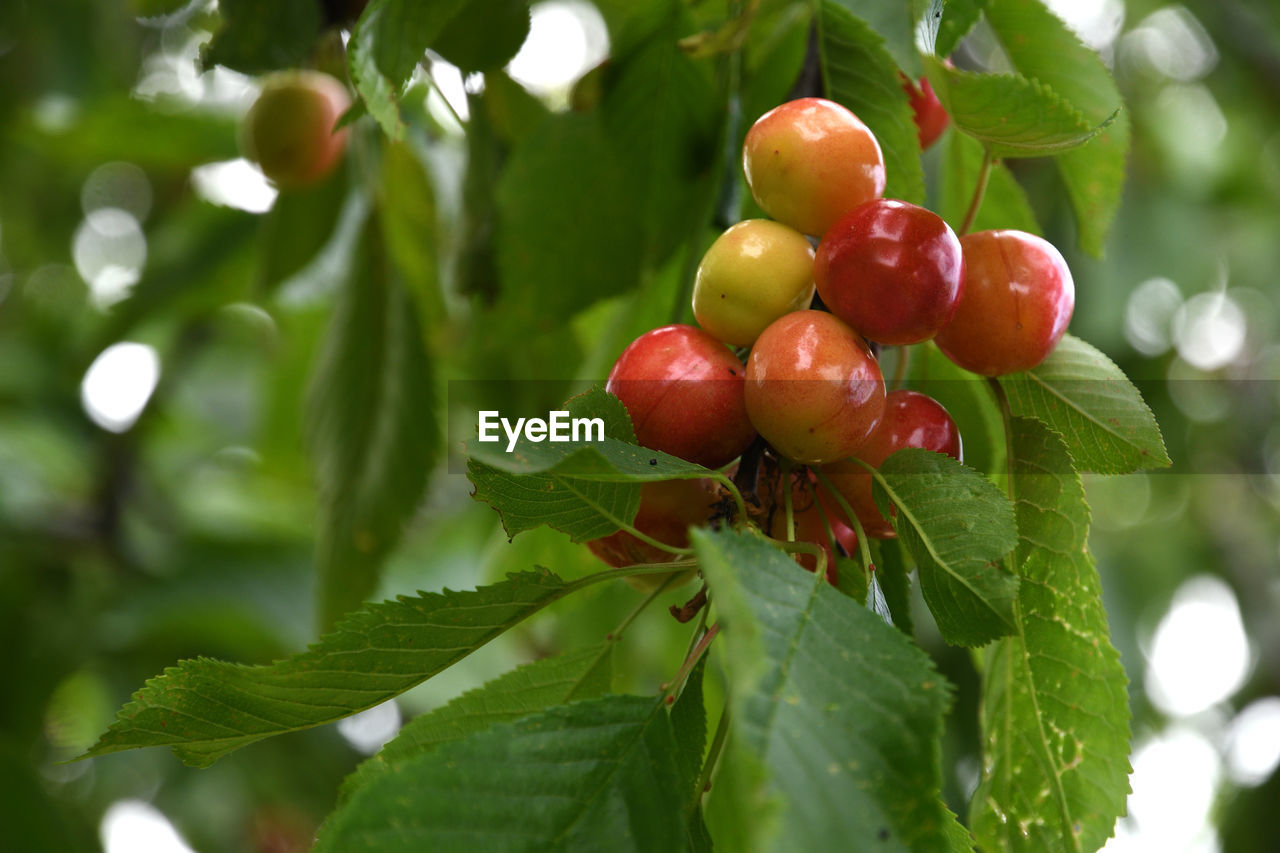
(693, 219, 816, 347)
(934, 230, 1075, 376)
(814, 199, 965, 346)
(242, 71, 350, 190)
(818, 390, 961, 538)
(607, 325, 756, 468)
(744, 310, 885, 465)
(587, 478, 718, 590)
(903, 75, 949, 149)
(766, 472, 856, 586)
(743, 97, 886, 238)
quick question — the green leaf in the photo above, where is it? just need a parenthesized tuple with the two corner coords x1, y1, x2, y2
(671, 656, 708, 803)
(361, 0, 468, 86)
(875, 448, 1020, 646)
(431, 0, 531, 73)
(1000, 334, 1171, 474)
(828, 0, 921, 78)
(693, 527, 956, 851)
(970, 418, 1131, 853)
(924, 57, 1102, 158)
(870, 538, 914, 635)
(340, 642, 613, 802)
(817, 0, 926, 204)
(82, 569, 583, 767)
(307, 214, 439, 629)
(933, 0, 985, 59)
(315, 695, 693, 852)
(740, 1, 811, 129)
(201, 0, 321, 75)
(940, 129, 1041, 236)
(906, 342, 1007, 478)
(378, 141, 444, 325)
(982, 0, 1129, 256)
(348, 6, 405, 140)
(496, 113, 644, 319)
(254, 172, 348, 296)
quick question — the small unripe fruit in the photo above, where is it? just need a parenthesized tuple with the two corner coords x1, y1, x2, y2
(693, 220, 816, 347)
(743, 97, 886, 238)
(607, 325, 756, 468)
(587, 478, 717, 590)
(242, 71, 351, 190)
(819, 390, 961, 538)
(814, 199, 965, 346)
(744, 310, 885, 465)
(934, 230, 1075, 376)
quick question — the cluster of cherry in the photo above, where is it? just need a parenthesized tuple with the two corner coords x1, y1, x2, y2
(592, 97, 1074, 586)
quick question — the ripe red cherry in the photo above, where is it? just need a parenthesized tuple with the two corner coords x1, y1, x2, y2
(814, 199, 965, 346)
(819, 390, 961, 538)
(766, 472, 855, 586)
(587, 478, 718, 590)
(744, 310, 885, 465)
(606, 324, 756, 468)
(242, 71, 351, 190)
(742, 97, 886, 238)
(903, 75, 949, 149)
(934, 230, 1075, 376)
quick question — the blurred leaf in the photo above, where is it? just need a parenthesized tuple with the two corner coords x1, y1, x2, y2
(693, 527, 960, 851)
(983, 0, 1128, 256)
(941, 129, 1041, 236)
(315, 696, 693, 852)
(432, 0, 531, 73)
(970, 418, 1131, 853)
(348, 5, 405, 139)
(875, 448, 1020, 646)
(829, 0, 920, 77)
(306, 214, 438, 630)
(254, 173, 348, 296)
(0, 739, 94, 852)
(817, 0, 926, 203)
(496, 113, 643, 319)
(202, 0, 321, 75)
(83, 569, 581, 767)
(1000, 334, 1171, 474)
(482, 70, 550, 144)
(924, 58, 1103, 158)
(740, 1, 811, 129)
(378, 141, 443, 325)
(359, 0, 467, 85)
(341, 642, 613, 802)
(932, 0, 985, 59)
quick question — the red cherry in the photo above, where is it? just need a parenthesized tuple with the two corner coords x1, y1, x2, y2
(744, 310, 885, 465)
(242, 71, 350, 190)
(814, 199, 965, 346)
(819, 390, 962, 538)
(587, 478, 718, 590)
(934, 230, 1075, 376)
(606, 325, 756, 468)
(742, 97, 886, 238)
(903, 75, 949, 149)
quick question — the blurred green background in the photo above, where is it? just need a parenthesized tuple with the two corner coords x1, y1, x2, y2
(1, 1, 1278, 851)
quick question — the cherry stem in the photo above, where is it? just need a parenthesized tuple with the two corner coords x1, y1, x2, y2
(710, 472, 751, 530)
(768, 537, 828, 581)
(421, 65, 467, 129)
(959, 148, 994, 236)
(889, 345, 912, 391)
(610, 572, 681, 641)
(780, 458, 797, 542)
(665, 623, 721, 703)
(619, 518, 697, 557)
(670, 584, 708, 623)
(812, 469, 875, 582)
(568, 559, 700, 596)
(689, 703, 732, 817)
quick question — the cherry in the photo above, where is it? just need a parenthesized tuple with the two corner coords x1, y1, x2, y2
(765, 471, 855, 586)
(693, 219, 815, 347)
(606, 324, 756, 468)
(242, 71, 351, 190)
(744, 310, 885, 465)
(814, 199, 965, 346)
(587, 478, 718, 590)
(818, 390, 961, 538)
(742, 97, 886, 238)
(934, 230, 1075, 376)
(903, 75, 949, 150)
